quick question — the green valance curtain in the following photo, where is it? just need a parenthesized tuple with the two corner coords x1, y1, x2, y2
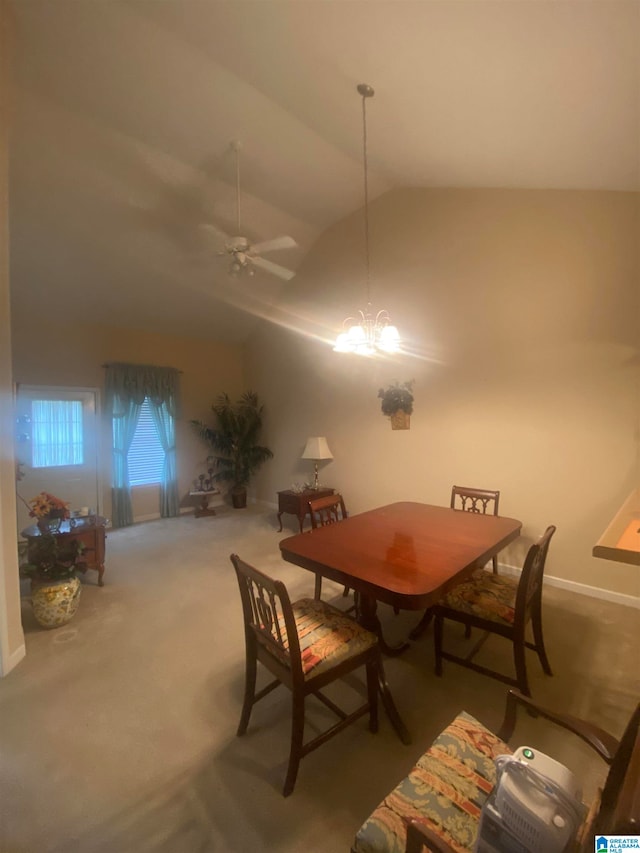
(105, 363, 180, 528)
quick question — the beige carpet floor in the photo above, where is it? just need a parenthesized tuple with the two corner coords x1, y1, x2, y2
(1, 505, 638, 853)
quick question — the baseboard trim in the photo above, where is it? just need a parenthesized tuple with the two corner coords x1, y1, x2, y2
(498, 562, 640, 610)
(133, 503, 225, 523)
(133, 512, 162, 523)
(1, 641, 26, 676)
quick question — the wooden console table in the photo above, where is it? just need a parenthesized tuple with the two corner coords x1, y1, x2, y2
(277, 487, 334, 533)
(21, 516, 108, 586)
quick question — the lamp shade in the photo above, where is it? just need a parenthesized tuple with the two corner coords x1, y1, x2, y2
(301, 436, 333, 461)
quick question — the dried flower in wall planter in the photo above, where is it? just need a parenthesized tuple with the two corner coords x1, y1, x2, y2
(378, 380, 414, 430)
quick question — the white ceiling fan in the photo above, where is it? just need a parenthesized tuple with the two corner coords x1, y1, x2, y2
(201, 141, 297, 281)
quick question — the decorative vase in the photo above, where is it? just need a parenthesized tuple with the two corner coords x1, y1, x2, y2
(390, 410, 410, 430)
(31, 575, 81, 629)
(36, 510, 66, 534)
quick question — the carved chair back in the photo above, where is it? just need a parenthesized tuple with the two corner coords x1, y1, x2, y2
(231, 554, 302, 683)
(308, 493, 348, 528)
(450, 485, 500, 515)
(308, 493, 349, 600)
(595, 701, 640, 838)
(514, 524, 556, 636)
(451, 486, 501, 574)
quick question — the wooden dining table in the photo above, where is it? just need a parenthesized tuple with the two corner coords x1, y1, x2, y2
(279, 501, 522, 744)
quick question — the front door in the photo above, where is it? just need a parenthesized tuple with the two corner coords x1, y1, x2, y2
(15, 385, 100, 534)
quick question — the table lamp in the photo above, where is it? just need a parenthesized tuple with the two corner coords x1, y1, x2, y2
(301, 436, 333, 490)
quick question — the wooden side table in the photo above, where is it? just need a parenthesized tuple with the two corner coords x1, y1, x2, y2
(189, 489, 222, 518)
(277, 487, 335, 533)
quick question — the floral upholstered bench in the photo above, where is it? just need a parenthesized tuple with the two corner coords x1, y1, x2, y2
(352, 690, 640, 853)
(351, 710, 509, 853)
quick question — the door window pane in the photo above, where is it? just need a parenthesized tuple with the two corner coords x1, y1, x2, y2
(31, 400, 84, 468)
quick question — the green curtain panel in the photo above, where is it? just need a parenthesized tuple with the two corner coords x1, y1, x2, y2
(105, 363, 180, 527)
(148, 399, 179, 518)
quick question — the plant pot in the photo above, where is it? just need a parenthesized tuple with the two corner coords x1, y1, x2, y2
(36, 512, 65, 533)
(231, 488, 247, 509)
(31, 575, 81, 629)
(390, 410, 410, 430)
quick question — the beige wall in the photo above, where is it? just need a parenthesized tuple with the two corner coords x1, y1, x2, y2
(247, 188, 640, 600)
(10, 320, 247, 520)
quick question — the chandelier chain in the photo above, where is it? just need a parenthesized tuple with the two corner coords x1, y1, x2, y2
(235, 144, 241, 234)
(332, 83, 400, 355)
(362, 90, 371, 306)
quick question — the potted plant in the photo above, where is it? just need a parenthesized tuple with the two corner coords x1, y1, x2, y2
(191, 391, 274, 508)
(19, 495, 85, 628)
(378, 380, 415, 430)
(21, 533, 85, 584)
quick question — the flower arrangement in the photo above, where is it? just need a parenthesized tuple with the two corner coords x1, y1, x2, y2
(378, 380, 415, 417)
(27, 492, 70, 520)
(17, 491, 83, 583)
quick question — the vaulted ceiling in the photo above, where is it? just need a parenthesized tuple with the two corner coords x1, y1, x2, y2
(9, 1, 639, 342)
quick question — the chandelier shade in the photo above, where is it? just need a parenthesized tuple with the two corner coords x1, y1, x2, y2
(334, 308, 400, 356)
(333, 84, 400, 356)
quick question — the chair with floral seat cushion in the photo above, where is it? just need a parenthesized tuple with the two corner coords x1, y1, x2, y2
(352, 709, 511, 853)
(451, 486, 501, 639)
(410, 486, 501, 642)
(352, 689, 640, 853)
(434, 525, 556, 697)
(230, 553, 380, 797)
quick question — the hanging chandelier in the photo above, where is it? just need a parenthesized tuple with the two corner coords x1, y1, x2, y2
(334, 83, 400, 356)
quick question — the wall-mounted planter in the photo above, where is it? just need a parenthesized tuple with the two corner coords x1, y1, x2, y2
(390, 410, 410, 430)
(378, 381, 414, 431)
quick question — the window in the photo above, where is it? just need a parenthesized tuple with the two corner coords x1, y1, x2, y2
(31, 399, 83, 468)
(127, 398, 164, 486)
(105, 363, 179, 526)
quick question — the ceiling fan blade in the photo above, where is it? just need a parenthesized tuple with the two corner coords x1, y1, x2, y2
(251, 255, 296, 281)
(199, 222, 232, 249)
(251, 235, 298, 255)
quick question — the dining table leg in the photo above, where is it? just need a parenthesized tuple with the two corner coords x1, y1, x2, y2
(359, 594, 412, 745)
(409, 606, 434, 640)
(358, 595, 410, 656)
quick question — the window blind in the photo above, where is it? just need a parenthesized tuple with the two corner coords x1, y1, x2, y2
(127, 398, 164, 486)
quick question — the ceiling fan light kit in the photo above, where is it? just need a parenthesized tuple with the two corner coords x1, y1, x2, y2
(333, 83, 400, 356)
(203, 141, 297, 281)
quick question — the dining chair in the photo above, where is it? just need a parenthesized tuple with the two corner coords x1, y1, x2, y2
(434, 525, 556, 697)
(410, 486, 502, 642)
(308, 493, 350, 600)
(451, 485, 501, 573)
(230, 553, 380, 797)
(352, 688, 640, 853)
